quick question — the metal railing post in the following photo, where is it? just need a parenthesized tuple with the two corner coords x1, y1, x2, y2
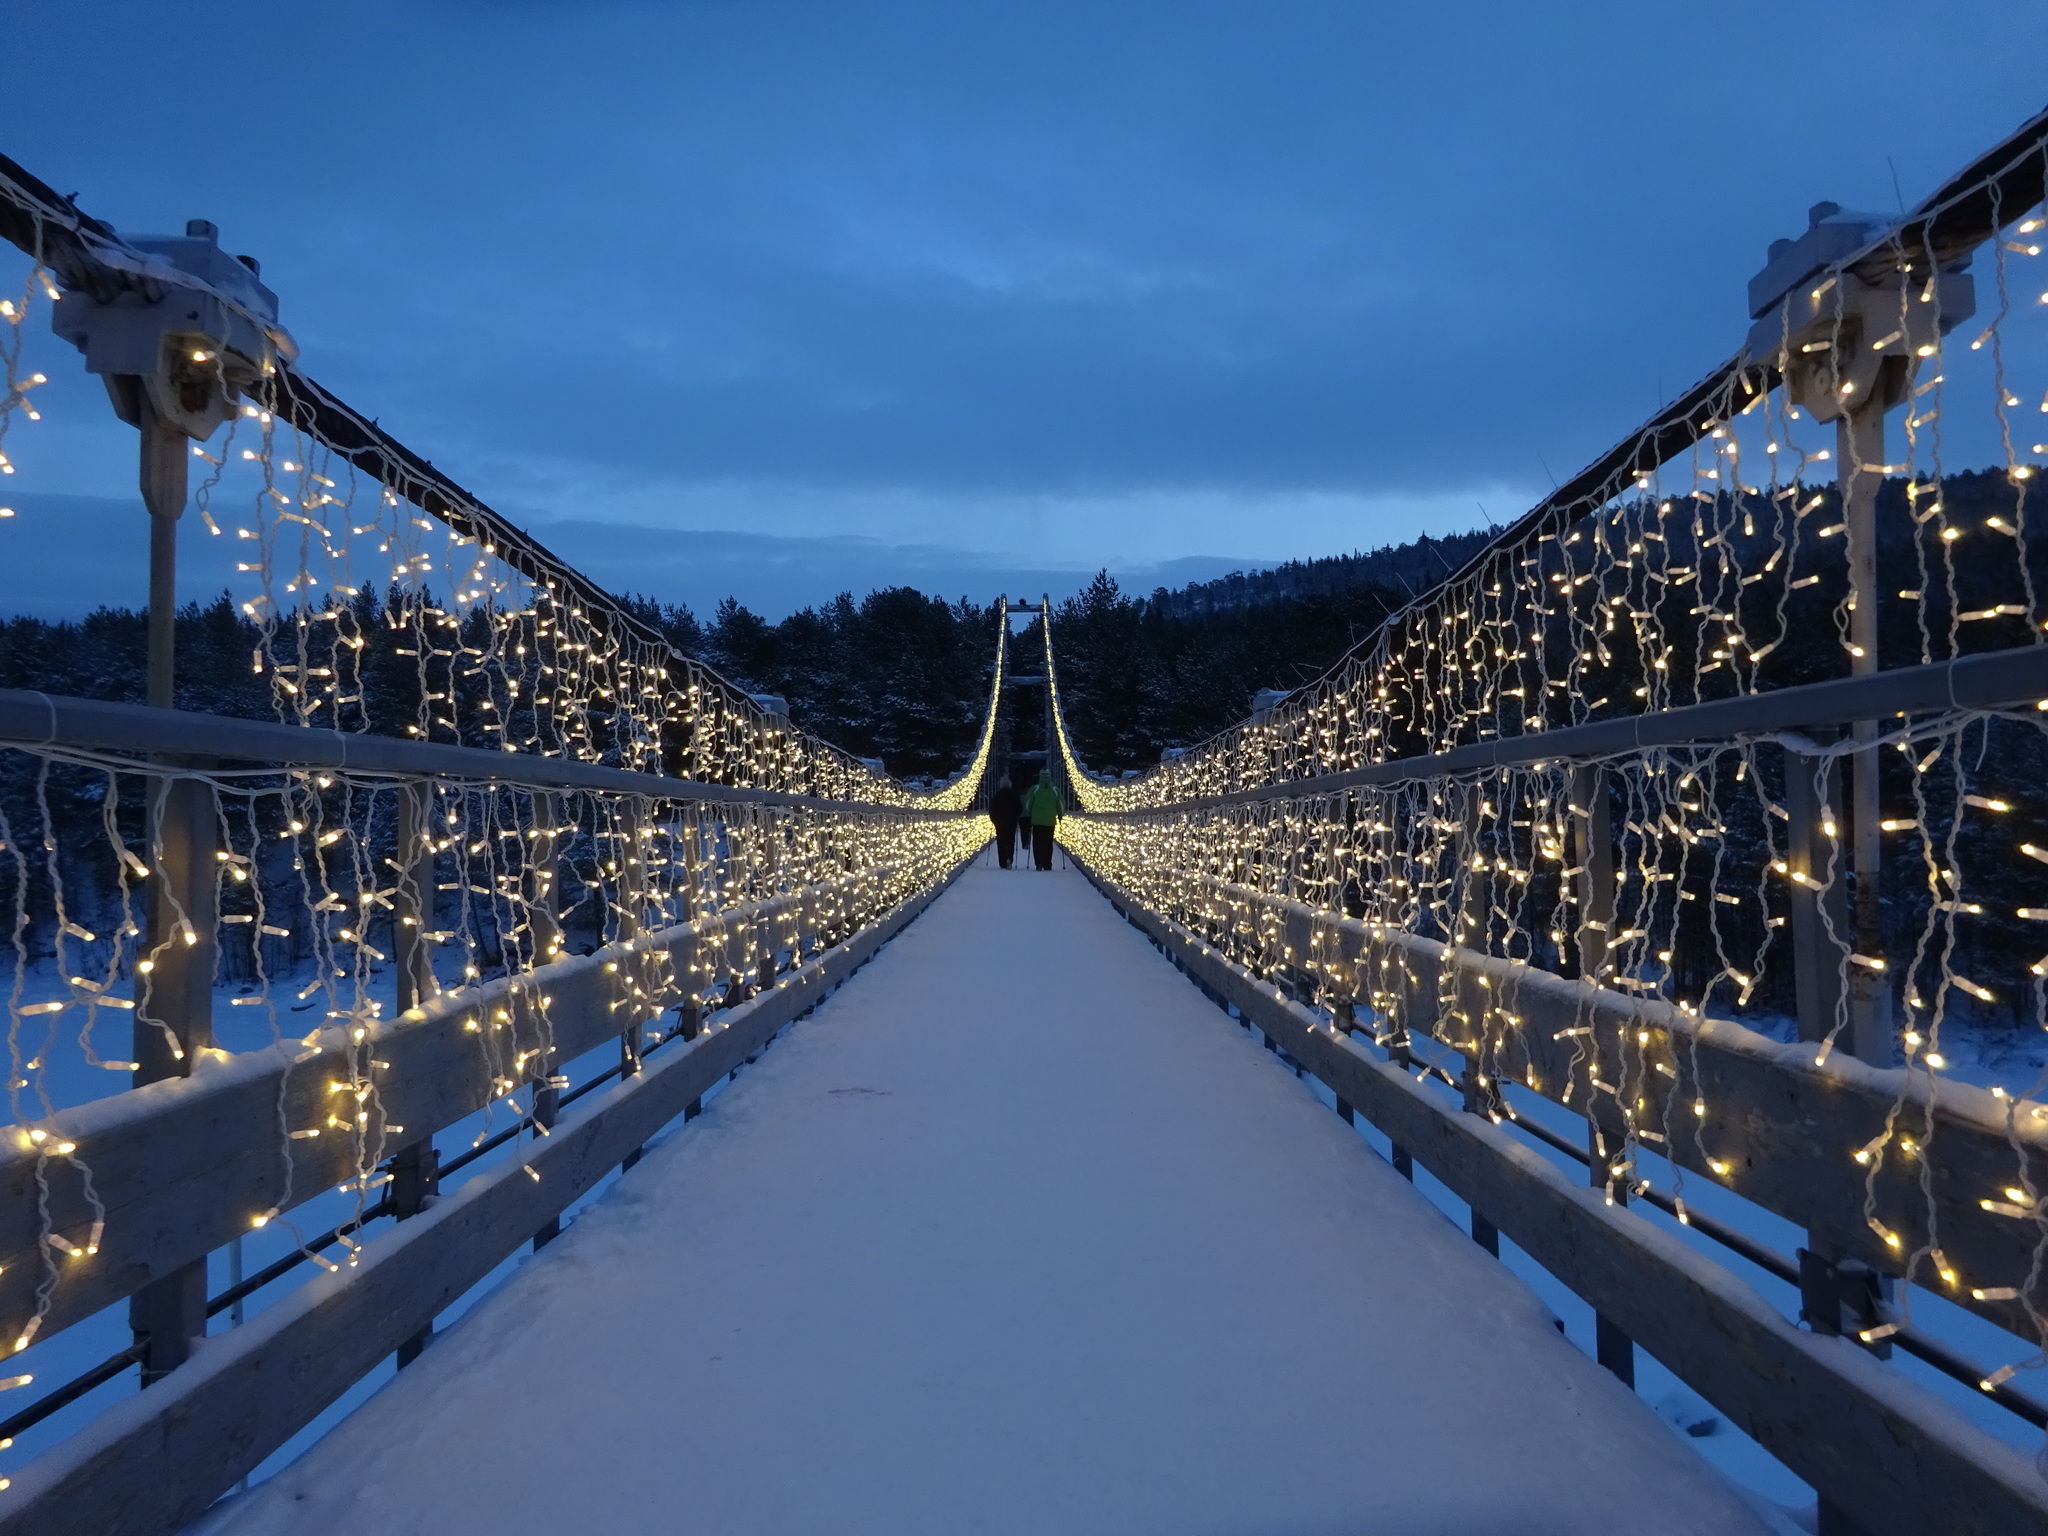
(529, 791, 565, 969)
(1572, 763, 1633, 1383)
(756, 808, 781, 997)
(129, 391, 213, 1387)
(1839, 401, 1892, 1068)
(529, 792, 564, 1248)
(1784, 737, 1847, 1051)
(1786, 731, 1892, 1407)
(618, 796, 648, 1171)
(1456, 786, 1500, 1255)
(390, 780, 440, 1366)
(129, 774, 217, 1384)
(139, 391, 183, 714)
(1570, 764, 1613, 983)
(680, 810, 708, 1122)
(1588, 1126, 1638, 1385)
(1382, 791, 1416, 1180)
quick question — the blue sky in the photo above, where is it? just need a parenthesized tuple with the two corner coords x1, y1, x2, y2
(4, 1, 2047, 617)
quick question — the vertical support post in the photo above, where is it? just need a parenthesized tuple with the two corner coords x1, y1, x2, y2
(756, 809, 781, 997)
(1570, 764, 1614, 983)
(1382, 790, 1416, 1181)
(529, 791, 565, 970)
(1572, 762, 1631, 1382)
(1455, 783, 1499, 1256)
(140, 392, 185, 713)
(1333, 965, 1358, 1117)
(529, 792, 564, 1249)
(1588, 1125, 1638, 1385)
(680, 809, 708, 1122)
(391, 783, 436, 1016)
(390, 781, 439, 1366)
(1786, 728, 1891, 1506)
(616, 795, 649, 946)
(1838, 402, 1891, 1068)
(130, 394, 213, 1387)
(618, 796, 648, 1171)
(1784, 736, 1847, 1050)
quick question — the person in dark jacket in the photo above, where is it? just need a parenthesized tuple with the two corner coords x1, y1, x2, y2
(1022, 769, 1063, 871)
(988, 775, 1022, 868)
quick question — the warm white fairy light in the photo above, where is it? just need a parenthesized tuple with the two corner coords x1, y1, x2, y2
(0, 102, 2044, 1509)
(1045, 167, 2048, 1373)
(0, 189, 1005, 1470)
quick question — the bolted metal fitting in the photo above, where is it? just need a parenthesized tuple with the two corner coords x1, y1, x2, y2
(50, 217, 296, 440)
(1743, 201, 1974, 422)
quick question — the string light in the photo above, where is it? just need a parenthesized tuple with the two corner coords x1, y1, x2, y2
(0, 175, 1009, 1468)
(1043, 155, 2048, 1370)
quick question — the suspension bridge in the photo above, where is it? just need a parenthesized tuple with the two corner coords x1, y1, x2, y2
(0, 99, 2045, 1536)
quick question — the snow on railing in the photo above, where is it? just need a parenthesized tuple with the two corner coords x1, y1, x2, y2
(1048, 102, 2048, 1531)
(0, 150, 1005, 1527)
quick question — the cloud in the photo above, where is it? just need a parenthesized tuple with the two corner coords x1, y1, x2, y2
(0, 491, 1272, 624)
(511, 478, 1517, 571)
(2, 1, 2045, 623)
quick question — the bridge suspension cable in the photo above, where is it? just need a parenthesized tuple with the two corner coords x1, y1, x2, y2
(0, 147, 1002, 811)
(1043, 102, 2048, 1536)
(0, 147, 1006, 1532)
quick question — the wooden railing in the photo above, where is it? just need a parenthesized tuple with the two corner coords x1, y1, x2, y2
(0, 701, 985, 1535)
(1047, 100, 2048, 1536)
(1072, 851, 2048, 1536)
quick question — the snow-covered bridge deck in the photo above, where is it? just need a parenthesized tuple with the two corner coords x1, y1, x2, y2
(196, 862, 1767, 1536)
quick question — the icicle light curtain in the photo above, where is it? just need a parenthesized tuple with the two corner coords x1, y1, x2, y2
(0, 146, 999, 1464)
(1053, 109, 2048, 1372)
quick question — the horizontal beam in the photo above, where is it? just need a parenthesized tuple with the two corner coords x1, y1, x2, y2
(1145, 869, 2048, 1337)
(0, 867, 916, 1348)
(1086, 642, 2048, 813)
(0, 853, 967, 1536)
(0, 690, 960, 815)
(1078, 856, 2048, 1536)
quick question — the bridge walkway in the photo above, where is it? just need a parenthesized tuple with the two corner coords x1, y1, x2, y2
(195, 860, 1771, 1536)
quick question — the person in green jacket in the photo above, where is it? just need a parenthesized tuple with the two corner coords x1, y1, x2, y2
(1022, 768, 1063, 871)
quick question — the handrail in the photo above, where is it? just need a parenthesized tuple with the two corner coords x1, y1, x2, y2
(1063, 100, 2048, 797)
(1034, 98, 2048, 1534)
(0, 149, 1008, 808)
(1078, 640, 2048, 814)
(1078, 852, 2048, 1536)
(0, 856, 975, 1536)
(0, 689, 968, 816)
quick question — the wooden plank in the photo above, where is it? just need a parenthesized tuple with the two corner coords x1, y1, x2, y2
(0, 855, 967, 1536)
(1084, 859, 2048, 1536)
(1152, 867, 2048, 1339)
(0, 869, 914, 1349)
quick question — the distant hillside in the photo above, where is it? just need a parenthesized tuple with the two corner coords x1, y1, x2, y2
(1140, 527, 1501, 617)
(0, 523, 1501, 791)
(603, 524, 1502, 781)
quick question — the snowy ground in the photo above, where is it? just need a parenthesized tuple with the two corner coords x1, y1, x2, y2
(192, 861, 1769, 1536)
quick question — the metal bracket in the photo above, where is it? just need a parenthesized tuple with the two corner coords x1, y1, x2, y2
(1799, 1249, 1893, 1358)
(1743, 201, 1974, 423)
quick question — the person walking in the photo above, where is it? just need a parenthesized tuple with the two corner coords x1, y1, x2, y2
(988, 774, 1022, 869)
(1022, 768, 1063, 871)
